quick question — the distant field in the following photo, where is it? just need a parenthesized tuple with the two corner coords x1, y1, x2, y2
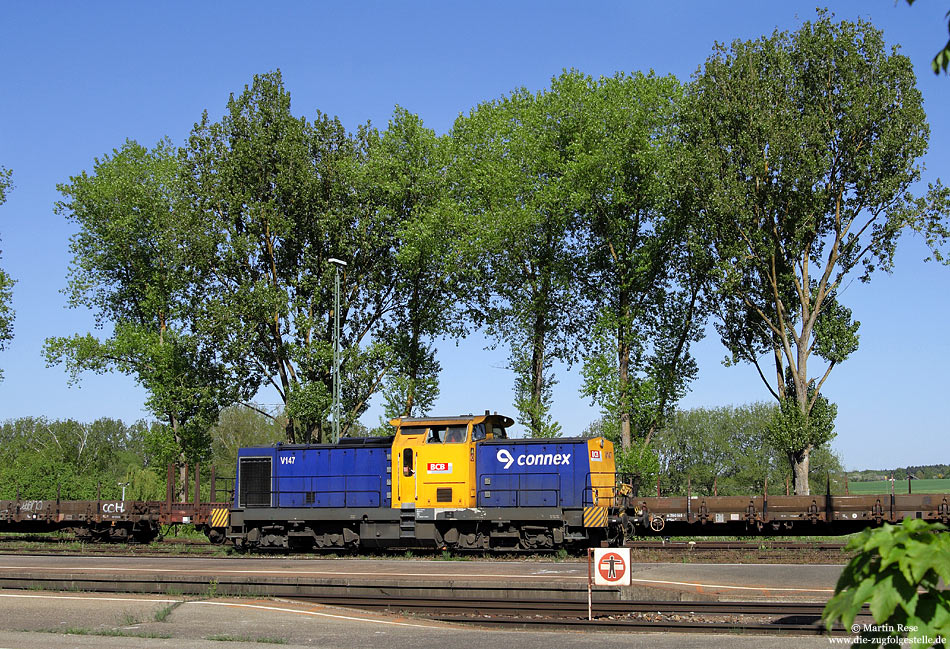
(847, 478, 950, 495)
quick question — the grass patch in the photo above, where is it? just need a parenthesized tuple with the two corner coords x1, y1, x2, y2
(52, 627, 171, 639)
(207, 634, 287, 644)
(437, 549, 469, 561)
(847, 478, 950, 495)
(154, 600, 183, 622)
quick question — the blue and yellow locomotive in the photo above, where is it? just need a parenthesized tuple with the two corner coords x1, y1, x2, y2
(227, 411, 620, 551)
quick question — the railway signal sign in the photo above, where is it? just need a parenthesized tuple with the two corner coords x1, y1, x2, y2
(592, 548, 631, 586)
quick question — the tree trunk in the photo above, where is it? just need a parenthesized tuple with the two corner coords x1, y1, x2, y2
(404, 282, 421, 417)
(618, 289, 631, 451)
(170, 413, 187, 503)
(790, 447, 811, 496)
(529, 324, 545, 437)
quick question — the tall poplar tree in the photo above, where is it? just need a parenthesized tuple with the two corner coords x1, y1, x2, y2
(685, 13, 950, 494)
(367, 107, 465, 418)
(184, 71, 365, 442)
(568, 71, 708, 471)
(45, 141, 241, 490)
(183, 71, 435, 442)
(450, 80, 582, 438)
(0, 166, 13, 380)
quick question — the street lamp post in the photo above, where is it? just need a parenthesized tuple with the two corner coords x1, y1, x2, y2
(328, 258, 347, 443)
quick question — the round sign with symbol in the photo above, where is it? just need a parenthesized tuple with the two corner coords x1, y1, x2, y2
(593, 548, 631, 586)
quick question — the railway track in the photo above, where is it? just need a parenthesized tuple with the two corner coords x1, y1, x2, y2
(0, 533, 848, 557)
(290, 594, 864, 634)
(625, 540, 848, 551)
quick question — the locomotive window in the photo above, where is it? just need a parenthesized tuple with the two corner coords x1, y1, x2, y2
(491, 425, 508, 439)
(444, 426, 467, 443)
(472, 423, 486, 441)
(403, 448, 414, 476)
(426, 427, 445, 444)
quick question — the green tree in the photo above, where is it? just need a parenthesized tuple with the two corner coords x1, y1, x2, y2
(0, 166, 13, 381)
(45, 140, 243, 496)
(367, 107, 465, 419)
(210, 404, 284, 477)
(0, 416, 152, 499)
(450, 77, 582, 438)
(684, 12, 949, 494)
(183, 71, 432, 443)
(653, 403, 842, 496)
(823, 520, 950, 646)
(567, 71, 708, 457)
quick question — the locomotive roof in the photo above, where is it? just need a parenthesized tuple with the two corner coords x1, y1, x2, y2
(389, 413, 515, 428)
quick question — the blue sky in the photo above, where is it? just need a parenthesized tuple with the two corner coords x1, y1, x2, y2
(1, 2, 947, 470)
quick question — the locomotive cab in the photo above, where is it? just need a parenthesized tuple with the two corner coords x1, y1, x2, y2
(389, 412, 513, 508)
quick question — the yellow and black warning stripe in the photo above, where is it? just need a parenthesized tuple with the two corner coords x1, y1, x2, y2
(210, 508, 230, 529)
(583, 506, 608, 528)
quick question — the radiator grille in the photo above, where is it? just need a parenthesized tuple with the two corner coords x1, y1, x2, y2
(436, 488, 453, 503)
(239, 458, 271, 507)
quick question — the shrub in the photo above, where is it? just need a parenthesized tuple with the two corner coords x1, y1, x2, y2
(823, 519, 950, 646)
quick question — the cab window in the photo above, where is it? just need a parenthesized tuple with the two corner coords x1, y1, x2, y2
(472, 423, 486, 441)
(444, 426, 467, 443)
(491, 425, 508, 439)
(426, 427, 445, 444)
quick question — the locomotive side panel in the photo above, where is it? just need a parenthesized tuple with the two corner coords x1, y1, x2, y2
(236, 442, 392, 510)
(475, 437, 614, 509)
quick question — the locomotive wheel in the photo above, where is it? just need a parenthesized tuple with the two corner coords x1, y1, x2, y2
(623, 518, 637, 539)
(206, 528, 227, 545)
(133, 527, 159, 544)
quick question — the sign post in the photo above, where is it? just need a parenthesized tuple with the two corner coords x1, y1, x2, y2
(587, 548, 592, 621)
(587, 548, 631, 620)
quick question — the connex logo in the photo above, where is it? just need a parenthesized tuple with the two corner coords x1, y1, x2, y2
(495, 448, 571, 470)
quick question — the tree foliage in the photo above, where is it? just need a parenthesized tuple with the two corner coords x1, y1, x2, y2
(183, 71, 354, 443)
(368, 108, 465, 419)
(654, 403, 841, 496)
(0, 166, 14, 380)
(823, 519, 950, 646)
(41, 20, 949, 474)
(451, 70, 707, 443)
(0, 417, 156, 499)
(209, 404, 285, 478)
(450, 77, 582, 438)
(183, 72, 458, 442)
(568, 71, 707, 454)
(46, 141, 244, 471)
(685, 11, 948, 494)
